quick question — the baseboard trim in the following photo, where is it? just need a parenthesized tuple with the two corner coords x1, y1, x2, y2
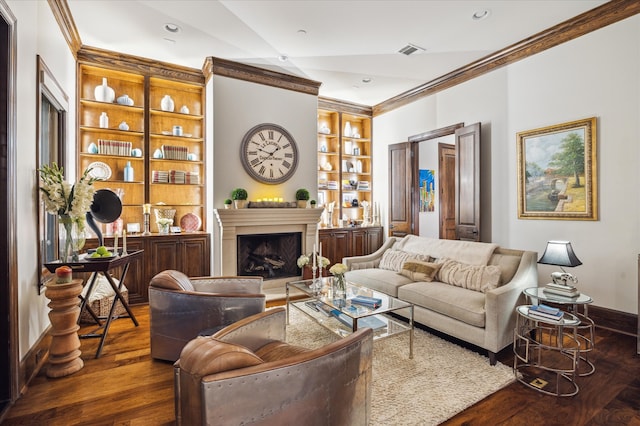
(18, 327, 50, 396)
(589, 305, 637, 337)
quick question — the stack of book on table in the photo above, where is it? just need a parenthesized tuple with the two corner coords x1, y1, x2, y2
(527, 304, 564, 322)
(543, 282, 580, 299)
(350, 296, 382, 309)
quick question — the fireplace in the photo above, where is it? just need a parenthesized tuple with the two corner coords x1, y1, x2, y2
(214, 208, 323, 289)
(237, 232, 302, 280)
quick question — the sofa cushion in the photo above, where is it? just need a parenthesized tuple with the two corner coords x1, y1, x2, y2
(398, 282, 486, 328)
(379, 249, 431, 272)
(179, 337, 263, 377)
(437, 259, 501, 293)
(395, 235, 498, 265)
(398, 260, 442, 282)
(345, 268, 414, 297)
(488, 248, 523, 284)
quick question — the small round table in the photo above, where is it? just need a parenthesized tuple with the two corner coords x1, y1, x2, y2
(523, 287, 595, 376)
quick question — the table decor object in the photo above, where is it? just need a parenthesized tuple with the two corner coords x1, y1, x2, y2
(39, 163, 98, 262)
(160, 94, 174, 112)
(329, 262, 348, 299)
(94, 77, 115, 103)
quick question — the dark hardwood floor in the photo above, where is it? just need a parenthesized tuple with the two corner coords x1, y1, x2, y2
(3, 303, 639, 425)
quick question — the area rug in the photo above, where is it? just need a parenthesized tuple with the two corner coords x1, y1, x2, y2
(286, 308, 515, 426)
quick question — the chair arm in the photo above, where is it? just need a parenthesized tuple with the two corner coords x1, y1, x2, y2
(191, 276, 263, 294)
(212, 307, 287, 352)
(343, 237, 398, 270)
(484, 250, 538, 352)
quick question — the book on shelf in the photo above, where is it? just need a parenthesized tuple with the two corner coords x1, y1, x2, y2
(332, 310, 386, 330)
(350, 296, 382, 308)
(546, 282, 578, 292)
(543, 286, 580, 298)
(533, 303, 560, 315)
(542, 289, 580, 301)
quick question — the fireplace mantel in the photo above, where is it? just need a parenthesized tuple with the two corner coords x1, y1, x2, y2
(214, 208, 323, 289)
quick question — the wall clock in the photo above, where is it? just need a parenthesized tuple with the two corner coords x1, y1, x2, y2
(240, 123, 299, 184)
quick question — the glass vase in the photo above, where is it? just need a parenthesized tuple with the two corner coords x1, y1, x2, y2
(59, 216, 85, 262)
(333, 274, 346, 299)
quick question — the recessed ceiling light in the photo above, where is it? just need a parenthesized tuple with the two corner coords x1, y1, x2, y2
(164, 23, 181, 33)
(362, 77, 372, 84)
(472, 10, 490, 21)
(297, 29, 307, 35)
(278, 55, 288, 62)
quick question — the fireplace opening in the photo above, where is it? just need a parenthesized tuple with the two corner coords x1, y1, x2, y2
(237, 232, 302, 280)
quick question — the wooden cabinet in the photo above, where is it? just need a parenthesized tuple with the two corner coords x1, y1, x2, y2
(77, 63, 206, 232)
(319, 226, 383, 267)
(84, 233, 210, 304)
(317, 103, 372, 226)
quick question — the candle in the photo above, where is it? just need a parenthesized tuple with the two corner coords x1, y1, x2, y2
(113, 233, 118, 255)
(319, 242, 322, 268)
(312, 244, 317, 269)
(143, 204, 151, 214)
(122, 231, 127, 255)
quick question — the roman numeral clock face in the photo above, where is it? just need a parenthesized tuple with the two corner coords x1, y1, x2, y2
(240, 123, 299, 184)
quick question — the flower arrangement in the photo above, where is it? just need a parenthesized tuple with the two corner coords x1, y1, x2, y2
(329, 262, 348, 276)
(156, 217, 173, 234)
(297, 253, 329, 269)
(330, 262, 348, 296)
(39, 163, 98, 261)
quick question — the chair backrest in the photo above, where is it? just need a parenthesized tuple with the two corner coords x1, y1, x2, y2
(149, 270, 195, 291)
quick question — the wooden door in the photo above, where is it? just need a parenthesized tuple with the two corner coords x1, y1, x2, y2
(351, 228, 367, 257)
(180, 235, 211, 277)
(455, 123, 481, 241)
(439, 143, 457, 240)
(388, 142, 414, 237)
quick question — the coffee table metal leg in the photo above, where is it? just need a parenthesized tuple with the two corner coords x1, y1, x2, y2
(409, 305, 414, 359)
(285, 283, 290, 325)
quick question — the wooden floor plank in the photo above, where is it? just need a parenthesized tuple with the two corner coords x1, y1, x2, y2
(3, 304, 640, 425)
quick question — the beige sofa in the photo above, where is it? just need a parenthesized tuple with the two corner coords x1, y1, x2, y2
(343, 235, 538, 364)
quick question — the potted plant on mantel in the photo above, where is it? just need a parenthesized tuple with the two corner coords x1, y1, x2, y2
(231, 188, 248, 209)
(224, 199, 232, 209)
(295, 188, 310, 208)
(310, 199, 317, 208)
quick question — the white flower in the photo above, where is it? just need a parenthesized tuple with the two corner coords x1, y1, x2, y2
(297, 254, 310, 268)
(330, 262, 348, 276)
(156, 218, 173, 226)
(39, 163, 98, 219)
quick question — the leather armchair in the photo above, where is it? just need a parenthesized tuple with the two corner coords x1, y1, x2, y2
(174, 307, 373, 425)
(148, 270, 265, 362)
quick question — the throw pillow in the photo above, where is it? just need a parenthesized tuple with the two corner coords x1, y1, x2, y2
(379, 249, 431, 272)
(398, 260, 442, 282)
(436, 258, 501, 293)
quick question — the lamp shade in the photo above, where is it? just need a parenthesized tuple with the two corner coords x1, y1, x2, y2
(537, 240, 582, 267)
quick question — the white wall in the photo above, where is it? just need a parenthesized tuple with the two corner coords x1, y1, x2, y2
(373, 15, 640, 314)
(8, 0, 78, 358)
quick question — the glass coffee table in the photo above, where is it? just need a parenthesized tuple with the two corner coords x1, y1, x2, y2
(286, 277, 414, 358)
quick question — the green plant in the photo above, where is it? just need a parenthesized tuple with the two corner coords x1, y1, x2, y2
(295, 188, 310, 201)
(231, 188, 248, 200)
(310, 199, 317, 205)
(224, 198, 232, 205)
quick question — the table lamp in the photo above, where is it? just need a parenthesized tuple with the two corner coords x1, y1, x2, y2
(537, 240, 582, 288)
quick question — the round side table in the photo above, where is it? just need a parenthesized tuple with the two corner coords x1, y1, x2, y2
(523, 287, 595, 376)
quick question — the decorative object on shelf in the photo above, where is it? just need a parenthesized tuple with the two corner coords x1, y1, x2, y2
(353, 147, 361, 156)
(160, 94, 175, 112)
(240, 123, 299, 184)
(224, 199, 232, 209)
(126, 222, 140, 234)
(87, 161, 112, 180)
(187, 153, 198, 161)
(116, 94, 134, 106)
(155, 207, 176, 223)
(99, 112, 109, 129)
(180, 213, 202, 232)
(142, 204, 152, 235)
(330, 262, 348, 299)
(118, 121, 129, 131)
(351, 198, 359, 207)
(321, 162, 332, 171)
(325, 201, 335, 227)
(231, 188, 248, 209)
(295, 188, 310, 208)
(38, 163, 97, 262)
(131, 148, 142, 157)
(172, 125, 183, 136)
(344, 121, 352, 137)
(538, 240, 582, 297)
(356, 160, 363, 173)
(88, 142, 99, 154)
(310, 200, 317, 208)
(344, 140, 353, 155)
(124, 161, 134, 182)
(153, 148, 164, 159)
(180, 105, 190, 114)
(94, 77, 115, 103)
(372, 202, 381, 226)
(156, 217, 173, 234)
(318, 123, 330, 134)
(45, 266, 84, 378)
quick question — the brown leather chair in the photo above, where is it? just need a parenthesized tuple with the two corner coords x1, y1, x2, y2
(148, 270, 265, 362)
(174, 307, 373, 425)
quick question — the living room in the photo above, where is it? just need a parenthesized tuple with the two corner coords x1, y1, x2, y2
(1, 0, 639, 423)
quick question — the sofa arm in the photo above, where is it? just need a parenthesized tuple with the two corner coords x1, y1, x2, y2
(343, 237, 398, 270)
(484, 250, 538, 353)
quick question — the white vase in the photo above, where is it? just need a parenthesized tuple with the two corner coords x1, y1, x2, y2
(94, 77, 115, 103)
(344, 121, 352, 137)
(161, 95, 175, 112)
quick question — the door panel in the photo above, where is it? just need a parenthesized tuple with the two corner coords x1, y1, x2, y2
(455, 123, 481, 241)
(439, 143, 456, 240)
(388, 142, 413, 237)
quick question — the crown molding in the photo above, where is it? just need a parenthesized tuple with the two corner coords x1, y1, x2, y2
(318, 97, 372, 117)
(373, 0, 640, 116)
(204, 57, 321, 96)
(47, 0, 81, 57)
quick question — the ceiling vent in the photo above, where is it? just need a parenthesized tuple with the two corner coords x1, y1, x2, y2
(398, 43, 425, 56)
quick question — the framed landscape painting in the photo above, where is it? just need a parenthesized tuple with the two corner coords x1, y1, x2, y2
(516, 117, 597, 220)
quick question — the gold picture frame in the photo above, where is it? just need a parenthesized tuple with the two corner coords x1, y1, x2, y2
(517, 117, 597, 220)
